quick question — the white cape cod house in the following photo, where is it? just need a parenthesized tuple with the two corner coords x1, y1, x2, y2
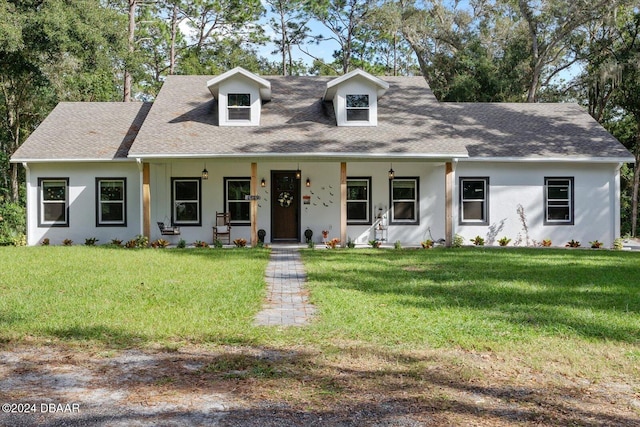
(11, 67, 634, 247)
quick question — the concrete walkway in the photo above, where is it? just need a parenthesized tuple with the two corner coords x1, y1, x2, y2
(254, 247, 316, 326)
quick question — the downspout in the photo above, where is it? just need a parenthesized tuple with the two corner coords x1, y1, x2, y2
(22, 162, 30, 245)
(614, 162, 622, 243)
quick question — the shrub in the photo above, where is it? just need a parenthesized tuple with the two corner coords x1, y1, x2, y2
(541, 239, 552, 247)
(368, 239, 381, 248)
(63, 239, 73, 246)
(134, 235, 148, 248)
(84, 237, 99, 246)
(394, 240, 402, 249)
(565, 239, 581, 248)
(613, 237, 624, 250)
(176, 239, 186, 249)
(233, 238, 247, 248)
(589, 240, 603, 249)
(347, 237, 356, 248)
(497, 236, 511, 247)
(326, 238, 341, 249)
(0, 199, 26, 246)
(194, 240, 210, 248)
(151, 239, 170, 248)
(212, 239, 223, 248)
(470, 235, 485, 246)
(41, 238, 50, 246)
(421, 240, 433, 249)
(110, 238, 123, 246)
(452, 234, 465, 248)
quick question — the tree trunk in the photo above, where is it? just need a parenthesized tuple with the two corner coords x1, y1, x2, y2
(123, 0, 136, 102)
(632, 124, 640, 237)
(169, 3, 178, 75)
(10, 162, 18, 202)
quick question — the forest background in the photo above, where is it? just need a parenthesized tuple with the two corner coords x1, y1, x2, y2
(1, 0, 639, 244)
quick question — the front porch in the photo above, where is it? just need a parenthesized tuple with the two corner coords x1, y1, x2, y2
(140, 159, 455, 247)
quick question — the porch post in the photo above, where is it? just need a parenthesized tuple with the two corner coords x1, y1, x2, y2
(251, 162, 258, 246)
(340, 162, 347, 247)
(445, 161, 453, 247)
(143, 162, 151, 239)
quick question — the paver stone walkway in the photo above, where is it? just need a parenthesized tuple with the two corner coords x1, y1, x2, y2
(254, 247, 316, 326)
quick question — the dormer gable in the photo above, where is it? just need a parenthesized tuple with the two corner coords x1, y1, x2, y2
(322, 69, 389, 127)
(206, 67, 271, 126)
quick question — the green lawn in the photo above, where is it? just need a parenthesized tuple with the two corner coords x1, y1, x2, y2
(0, 246, 638, 352)
(0, 247, 270, 346)
(299, 248, 640, 350)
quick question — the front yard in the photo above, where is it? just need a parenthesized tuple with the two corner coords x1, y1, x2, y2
(0, 246, 638, 425)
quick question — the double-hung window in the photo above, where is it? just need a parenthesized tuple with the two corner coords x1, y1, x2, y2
(39, 178, 69, 227)
(172, 178, 201, 225)
(225, 178, 251, 225)
(96, 178, 126, 226)
(545, 177, 574, 225)
(390, 178, 419, 224)
(459, 177, 489, 225)
(227, 93, 251, 121)
(346, 94, 369, 121)
(347, 178, 372, 224)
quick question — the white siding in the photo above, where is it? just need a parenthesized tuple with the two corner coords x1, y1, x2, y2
(454, 162, 620, 247)
(25, 162, 142, 246)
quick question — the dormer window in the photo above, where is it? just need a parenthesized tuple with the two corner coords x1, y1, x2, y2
(323, 69, 389, 127)
(228, 93, 251, 121)
(346, 95, 369, 121)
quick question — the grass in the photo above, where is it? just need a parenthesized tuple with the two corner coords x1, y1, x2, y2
(1, 246, 638, 423)
(298, 248, 640, 350)
(0, 246, 270, 346)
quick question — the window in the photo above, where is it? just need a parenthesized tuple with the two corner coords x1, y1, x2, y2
(347, 178, 372, 224)
(227, 93, 251, 120)
(225, 178, 251, 225)
(38, 178, 69, 227)
(459, 177, 489, 225)
(390, 178, 419, 224)
(346, 94, 369, 121)
(96, 178, 126, 226)
(545, 177, 574, 225)
(172, 178, 201, 225)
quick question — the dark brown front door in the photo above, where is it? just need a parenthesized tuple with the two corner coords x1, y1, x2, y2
(271, 171, 300, 241)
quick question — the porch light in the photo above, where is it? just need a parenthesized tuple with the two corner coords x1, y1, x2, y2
(261, 178, 266, 187)
(202, 164, 209, 180)
(295, 165, 301, 180)
(306, 178, 311, 187)
(388, 164, 395, 180)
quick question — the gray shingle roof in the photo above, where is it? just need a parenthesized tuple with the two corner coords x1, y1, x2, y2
(128, 75, 468, 159)
(447, 102, 632, 159)
(11, 102, 151, 161)
(11, 74, 633, 163)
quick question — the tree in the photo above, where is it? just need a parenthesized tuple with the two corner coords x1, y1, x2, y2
(512, 0, 625, 102)
(266, 0, 312, 75)
(0, 0, 126, 201)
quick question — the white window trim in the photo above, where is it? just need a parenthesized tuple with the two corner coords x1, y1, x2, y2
(459, 177, 489, 225)
(227, 93, 251, 121)
(96, 178, 126, 226)
(544, 177, 574, 225)
(172, 178, 201, 226)
(39, 178, 69, 227)
(346, 94, 370, 122)
(224, 177, 251, 225)
(390, 177, 419, 225)
(347, 177, 372, 225)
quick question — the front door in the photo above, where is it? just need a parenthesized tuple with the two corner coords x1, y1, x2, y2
(271, 171, 300, 242)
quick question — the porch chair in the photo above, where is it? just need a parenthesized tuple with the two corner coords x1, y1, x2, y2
(212, 212, 231, 244)
(157, 221, 181, 236)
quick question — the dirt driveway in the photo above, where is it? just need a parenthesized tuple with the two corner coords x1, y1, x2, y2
(1, 344, 639, 426)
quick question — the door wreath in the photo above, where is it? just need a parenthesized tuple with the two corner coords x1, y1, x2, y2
(278, 191, 293, 207)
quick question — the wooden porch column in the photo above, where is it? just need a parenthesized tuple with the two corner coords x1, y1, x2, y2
(340, 162, 347, 247)
(251, 162, 258, 246)
(143, 162, 151, 239)
(445, 162, 453, 247)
